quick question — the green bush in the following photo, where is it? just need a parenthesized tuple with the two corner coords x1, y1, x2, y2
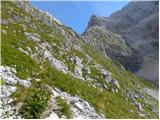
(56, 97, 72, 118)
(19, 83, 51, 119)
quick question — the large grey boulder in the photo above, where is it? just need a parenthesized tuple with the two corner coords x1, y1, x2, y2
(44, 51, 68, 74)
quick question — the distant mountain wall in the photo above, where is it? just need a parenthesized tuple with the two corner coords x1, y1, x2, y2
(84, 1, 159, 85)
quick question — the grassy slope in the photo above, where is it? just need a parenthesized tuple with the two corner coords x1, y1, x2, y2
(1, 1, 158, 119)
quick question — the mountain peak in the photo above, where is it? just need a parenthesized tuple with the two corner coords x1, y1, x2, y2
(84, 1, 159, 85)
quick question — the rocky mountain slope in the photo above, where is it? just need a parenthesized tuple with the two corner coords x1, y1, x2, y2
(84, 1, 159, 85)
(0, 1, 159, 119)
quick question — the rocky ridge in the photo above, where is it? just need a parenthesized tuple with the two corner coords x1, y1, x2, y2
(84, 1, 159, 85)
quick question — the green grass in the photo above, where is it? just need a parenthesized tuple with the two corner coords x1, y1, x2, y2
(1, 41, 40, 79)
(11, 85, 28, 103)
(56, 97, 72, 118)
(0, 79, 5, 85)
(82, 44, 157, 89)
(39, 62, 142, 118)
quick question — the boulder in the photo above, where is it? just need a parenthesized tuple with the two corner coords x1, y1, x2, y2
(18, 80, 31, 88)
(8, 86, 17, 94)
(111, 88, 118, 93)
(135, 102, 143, 111)
(24, 32, 40, 42)
(75, 66, 83, 78)
(74, 102, 84, 112)
(52, 57, 68, 74)
(44, 51, 53, 60)
(18, 48, 29, 55)
(110, 79, 120, 88)
(0, 19, 8, 25)
(2, 30, 7, 34)
(70, 56, 84, 79)
(3, 77, 17, 85)
(44, 51, 68, 74)
(150, 106, 158, 113)
(8, 98, 14, 104)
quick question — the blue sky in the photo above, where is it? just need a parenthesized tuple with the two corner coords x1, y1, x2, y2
(31, 1, 129, 33)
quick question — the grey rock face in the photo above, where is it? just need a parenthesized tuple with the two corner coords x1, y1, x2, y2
(143, 88, 159, 101)
(13, 1, 62, 26)
(83, 27, 132, 68)
(51, 87, 105, 119)
(43, 51, 68, 74)
(0, 85, 21, 119)
(74, 56, 84, 80)
(18, 80, 31, 88)
(0, 66, 31, 88)
(85, 1, 159, 85)
(0, 66, 31, 119)
(3, 77, 17, 85)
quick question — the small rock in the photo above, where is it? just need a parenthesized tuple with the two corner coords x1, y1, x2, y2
(24, 32, 40, 42)
(0, 19, 8, 25)
(135, 102, 143, 111)
(150, 106, 158, 113)
(8, 99, 14, 104)
(18, 48, 29, 55)
(2, 30, 7, 34)
(35, 78, 41, 82)
(46, 112, 59, 119)
(18, 80, 31, 88)
(110, 79, 120, 88)
(8, 86, 16, 93)
(4, 77, 17, 85)
(139, 113, 146, 117)
(74, 102, 84, 112)
(111, 88, 118, 93)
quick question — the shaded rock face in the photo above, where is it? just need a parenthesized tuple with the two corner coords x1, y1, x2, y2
(84, 1, 159, 85)
(83, 27, 134, 72)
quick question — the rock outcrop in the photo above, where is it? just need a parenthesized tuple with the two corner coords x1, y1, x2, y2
(0, 66, 32, 119)
(51, 88, 105, 119)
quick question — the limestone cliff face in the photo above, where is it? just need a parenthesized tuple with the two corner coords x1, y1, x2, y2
(84, 1, 159, 85)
